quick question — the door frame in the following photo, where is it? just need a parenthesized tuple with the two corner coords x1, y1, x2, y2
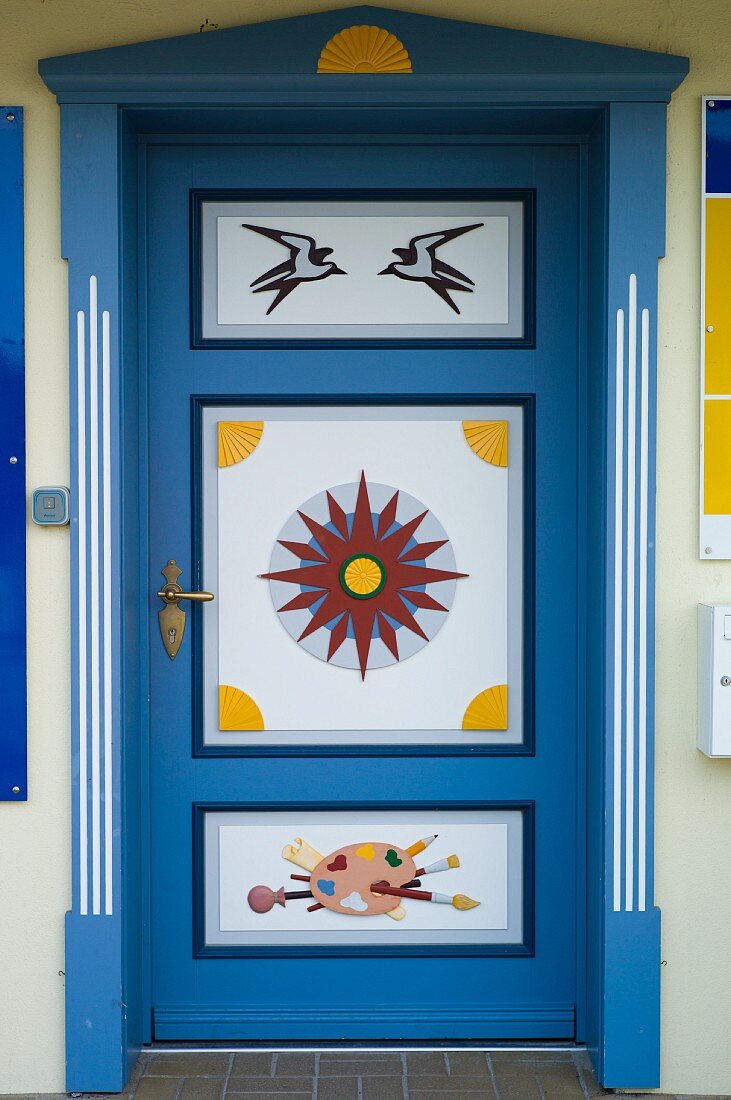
(38, 6, 688, 1092)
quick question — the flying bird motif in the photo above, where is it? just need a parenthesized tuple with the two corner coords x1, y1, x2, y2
(378, 222, 484, 314)
(243, 224, 347, 314)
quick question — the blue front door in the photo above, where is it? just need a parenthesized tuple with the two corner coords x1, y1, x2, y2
(146, 136, 582, 1040)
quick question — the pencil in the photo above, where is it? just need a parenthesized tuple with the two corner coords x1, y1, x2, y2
(405, 834, 438, 857)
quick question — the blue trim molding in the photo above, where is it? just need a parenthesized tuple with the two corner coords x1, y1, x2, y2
(60, 104, 127, 1091)
(39, 5, 687, 102)
(599, 102, 668, 1087)
(0, 107, 26, 803)
(38, 7, 688, 1093)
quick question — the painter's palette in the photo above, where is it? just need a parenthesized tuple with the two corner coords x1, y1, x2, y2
(310, 842, 416, 916)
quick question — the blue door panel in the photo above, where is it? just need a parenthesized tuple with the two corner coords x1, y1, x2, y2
(147, 138, 581, 1037)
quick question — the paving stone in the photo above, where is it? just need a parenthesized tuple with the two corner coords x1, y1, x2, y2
(490, 1054, 579, 1093)
(227, 1077, 313, 1094)
(319, 1051, 402, 1063)
(408, 1074, 496, 1095)
(488, 1062, 543, 1098)
(571, 1050, 612, 1097)
(408, 1092, 494, 1100)
(135, 1079, 183, 1100)
(319, 1057, 401, 1076)
(273, 1053, 316, 1077)
(147, 1054, 231, 1076)
(223, 1094, 310, 1100)
(315, 1077, 359, 1100)
(533, 1061, 588, 1098)
(179, 1076, 225, 1099)
(490, 1052, 574, 1069)
(445, 1052, 492, 1077)
(405, 1053, 449, 1075)
(231, 1054, 275, 1077)
(130, 1054, 152, 1088)
(361, 1076, 406, 1100)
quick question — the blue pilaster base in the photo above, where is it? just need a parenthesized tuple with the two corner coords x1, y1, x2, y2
(65, 912, 126, 1093)
(602, 907, 662, 1088)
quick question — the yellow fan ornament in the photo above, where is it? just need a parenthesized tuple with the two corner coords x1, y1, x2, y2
(462, 421, 509, 467)
(462, 684, 508, 731)
(219, 685, 265, 731)
(217, 421, 264, 467)
(317, 25, 412, 73)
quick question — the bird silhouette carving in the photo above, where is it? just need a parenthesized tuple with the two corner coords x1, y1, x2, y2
(378, 223, 484, 313)
(242, 224, 346, 314)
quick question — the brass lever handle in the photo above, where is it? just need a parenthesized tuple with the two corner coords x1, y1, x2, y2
(157, 559, 214, 660)
(157, 585, 215, 604)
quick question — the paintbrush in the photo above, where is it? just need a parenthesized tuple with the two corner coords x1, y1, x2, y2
(405, 833, 438, 857)
(370, 883, 479, 910)
(375, 880, 422, 888)
(415, 855, 460, 876)
(247, 885, 313, 913)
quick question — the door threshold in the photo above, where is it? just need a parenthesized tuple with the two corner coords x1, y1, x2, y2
(148, 1042, 585, 1053)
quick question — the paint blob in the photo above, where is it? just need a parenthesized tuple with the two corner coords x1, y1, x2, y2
(316, 879, 336, 896)
(341, 890, 368, 912)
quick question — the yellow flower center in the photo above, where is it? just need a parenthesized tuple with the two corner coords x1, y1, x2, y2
(342, 555, 384, 597)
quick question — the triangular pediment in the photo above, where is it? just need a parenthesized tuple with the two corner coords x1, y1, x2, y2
(40, 5, 687, 99)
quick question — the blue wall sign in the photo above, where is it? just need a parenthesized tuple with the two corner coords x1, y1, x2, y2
(705, 97, 731, 195)
(0, 107, 26, 801)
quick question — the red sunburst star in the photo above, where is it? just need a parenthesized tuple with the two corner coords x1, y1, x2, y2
(261, 472, 468, 679)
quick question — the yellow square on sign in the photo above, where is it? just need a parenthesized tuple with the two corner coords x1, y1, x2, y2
(704, 399, 731, 514)
(705, 198, 731, 395)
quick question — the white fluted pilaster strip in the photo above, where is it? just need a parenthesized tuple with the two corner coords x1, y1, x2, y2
(637, 306, 650, 913)
(76, 308, 88, 916)
(613, 306, 625, 914)
(625, 274, 638, 913)
(613, 275, 652, 914)
(76, 276, 114, 918)
(89, 276, 101, 917)
(102, 309, 113, 916)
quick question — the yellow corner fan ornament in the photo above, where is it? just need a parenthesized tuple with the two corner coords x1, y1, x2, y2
(317, 25, 412, 73)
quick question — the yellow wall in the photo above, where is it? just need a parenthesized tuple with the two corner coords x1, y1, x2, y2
(0, 0, 729, 1094)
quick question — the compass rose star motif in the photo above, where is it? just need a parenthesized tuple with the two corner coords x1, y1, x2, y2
(261, 472, 468, 679)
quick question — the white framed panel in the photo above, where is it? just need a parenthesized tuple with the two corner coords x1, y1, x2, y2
(198, 198, 528, 342)
(201, 405, 525, 747)
(201, 808, 526, 948)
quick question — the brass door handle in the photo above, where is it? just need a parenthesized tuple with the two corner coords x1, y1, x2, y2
(157, 560, 214, 660)
(157, 585, 215, 604)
